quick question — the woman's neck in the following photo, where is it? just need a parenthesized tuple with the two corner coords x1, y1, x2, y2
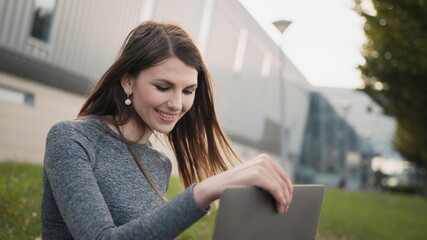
(106, 115, 152, 144)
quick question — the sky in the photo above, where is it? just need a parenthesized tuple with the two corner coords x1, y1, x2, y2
(239, 0, 366, 89)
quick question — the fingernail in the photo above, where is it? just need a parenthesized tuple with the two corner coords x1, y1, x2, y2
(280, 205, 285, 214)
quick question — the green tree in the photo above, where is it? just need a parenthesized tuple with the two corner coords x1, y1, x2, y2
(354, 0, 427, 198)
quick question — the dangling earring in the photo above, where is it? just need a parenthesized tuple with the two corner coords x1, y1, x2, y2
(125, 94, 131, 106)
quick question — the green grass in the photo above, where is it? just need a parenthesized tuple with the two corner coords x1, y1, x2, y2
(317, 189, 427, 240)
(0, 161, 43, 240)
(168, 174, 219, 239)
(1, 161, 427, 240)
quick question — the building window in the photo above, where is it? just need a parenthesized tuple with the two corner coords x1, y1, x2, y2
(0, 85, 35, 106)
(30, 0, 57, 43)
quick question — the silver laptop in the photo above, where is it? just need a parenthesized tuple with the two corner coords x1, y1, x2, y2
(213, 185, 325, 240)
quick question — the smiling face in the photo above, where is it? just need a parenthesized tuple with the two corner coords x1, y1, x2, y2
(122, 57, 198, 134)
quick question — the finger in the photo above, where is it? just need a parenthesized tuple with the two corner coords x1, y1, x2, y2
(254, 167, 288, 213)
(269, 160, 293, 192)
(263, 163, 292, 207)
(276, 193, 286, 214)
(239, 154, 291, 212)
(267, 159, 293, 201)
(254, 154, 292, 193)
(256, 157, 292, 205)
(273, 171, 292, 208)
(252, 154, 292, 207)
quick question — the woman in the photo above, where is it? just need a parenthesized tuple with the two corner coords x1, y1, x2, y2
(41, 21, 293, 240)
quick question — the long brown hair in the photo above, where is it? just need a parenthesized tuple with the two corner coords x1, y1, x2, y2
(79, 21, 240, 187)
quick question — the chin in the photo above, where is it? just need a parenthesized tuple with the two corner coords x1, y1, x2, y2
(153, 125, 176, 134)
(156, 129, 172, 134)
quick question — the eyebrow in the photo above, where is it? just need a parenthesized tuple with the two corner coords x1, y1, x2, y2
(153, 79, 198, 88)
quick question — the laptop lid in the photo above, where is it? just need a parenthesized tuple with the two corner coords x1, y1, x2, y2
(213, 185, 325, 240)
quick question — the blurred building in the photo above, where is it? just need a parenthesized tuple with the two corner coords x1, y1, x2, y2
(296, 92, 375, 190)
(318, 87, 421, 188)
(0, 0, 374, 189)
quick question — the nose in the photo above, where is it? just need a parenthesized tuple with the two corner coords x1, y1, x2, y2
(166, 92, 182, 112)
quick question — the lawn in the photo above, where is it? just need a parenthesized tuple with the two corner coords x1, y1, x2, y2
(1, 161, 426, 239)
(318, 189, 427, 240)
(0, 161, 43, 240)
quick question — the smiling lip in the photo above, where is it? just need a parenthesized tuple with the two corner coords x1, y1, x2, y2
(156, 109, 177, 122)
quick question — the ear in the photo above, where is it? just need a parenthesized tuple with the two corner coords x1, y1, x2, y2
(121, 74, 134, 95)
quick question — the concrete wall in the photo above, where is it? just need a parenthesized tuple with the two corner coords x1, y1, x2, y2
(0, 72, 85, 163)
(0, 0, 312, 178)
(0, 0, 142, 81)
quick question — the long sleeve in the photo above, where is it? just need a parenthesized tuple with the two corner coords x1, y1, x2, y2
(41, 120, 208, 240)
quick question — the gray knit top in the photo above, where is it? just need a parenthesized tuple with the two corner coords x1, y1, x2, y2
(41, 118, 208, 240)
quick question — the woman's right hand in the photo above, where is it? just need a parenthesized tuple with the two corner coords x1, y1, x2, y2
(193, 154, 293, 213)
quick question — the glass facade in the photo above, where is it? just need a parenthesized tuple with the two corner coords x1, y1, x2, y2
(296, 92, 375, 189)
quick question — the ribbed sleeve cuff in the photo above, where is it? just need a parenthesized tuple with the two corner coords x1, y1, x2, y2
(137, 183, 210, 239)
(188, 183, 211, 213)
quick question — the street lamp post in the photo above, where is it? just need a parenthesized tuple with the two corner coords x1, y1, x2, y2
(273, 20, 292, 167)
(341, 101, 351, 189)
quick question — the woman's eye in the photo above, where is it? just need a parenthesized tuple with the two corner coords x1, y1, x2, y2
(183, 89, 195, 95)
(155, 86, 169, 92)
